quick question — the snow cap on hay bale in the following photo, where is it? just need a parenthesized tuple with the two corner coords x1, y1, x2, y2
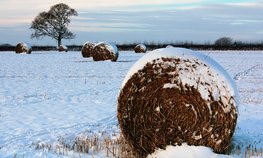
(134, 44, 147, 53)
(58, 45, 68, 52)
(166, 45, 174, 48)
(15, 42, 32, 54)
(92, 42, 119, 62)
(81, 41, 95, 58)
(118, 47, 238, 157)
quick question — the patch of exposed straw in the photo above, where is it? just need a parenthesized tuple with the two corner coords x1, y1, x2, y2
(93, 42, 118, 62)
(81, 42, 95, 58)
(134, 44, 147, 53)
(15, 42, 32, 54)
(58, 45, 68, 52)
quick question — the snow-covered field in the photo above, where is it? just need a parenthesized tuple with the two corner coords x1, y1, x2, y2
(0, 50, 262, 158)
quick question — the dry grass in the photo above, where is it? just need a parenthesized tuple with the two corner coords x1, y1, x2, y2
(32, 132, 137, 158)
(230, 144, 263, 158)
(31, 132, 263, 158)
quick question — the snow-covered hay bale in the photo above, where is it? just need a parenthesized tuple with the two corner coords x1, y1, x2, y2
(92, 42, 119, 62)
(58, 45, 68, 52)
(81, 41, 95, 58)
(134, 44, 147, 53)
(166, 45, 174, 48)
(15, 42, 32, 54)
(118, 47, 238, 157)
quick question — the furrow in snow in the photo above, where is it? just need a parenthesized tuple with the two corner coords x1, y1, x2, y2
(234, 64, 262, 80)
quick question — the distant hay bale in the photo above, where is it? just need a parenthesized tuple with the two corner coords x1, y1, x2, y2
(58, 45, 68, 52)
(118, 47, 238, 157)
(166, 45, 173, 48)
(81, 41, 95, 58)
(92, 42, 119, 62)
(134, 44, 147, 53)
(15, 42, 32, 54)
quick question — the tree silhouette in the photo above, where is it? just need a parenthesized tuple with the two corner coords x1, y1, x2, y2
(30, 3, 78, 48)
(214, 37, 233, 46)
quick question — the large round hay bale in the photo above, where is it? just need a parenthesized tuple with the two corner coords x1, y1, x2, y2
(118, 47, 238, 157)
(92, 42, 119, 62)
(134, 44, 147, 53)
(81, 41, 95, 58)
(58, 45, 68, 52)
(15, 42, 32, 54)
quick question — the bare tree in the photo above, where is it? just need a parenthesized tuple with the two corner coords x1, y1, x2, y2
(30, 3, 78, 48)
(214, 37, 233, 46)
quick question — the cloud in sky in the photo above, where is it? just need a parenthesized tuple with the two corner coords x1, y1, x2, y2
(0, 0, 263, 45)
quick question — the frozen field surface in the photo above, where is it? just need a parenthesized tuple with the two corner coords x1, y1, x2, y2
(0, 50, 262, 157)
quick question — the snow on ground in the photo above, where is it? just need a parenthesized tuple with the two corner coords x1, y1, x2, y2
(207, 51, 263, 157)
(147, 143, 232, 158)
(0, 50, 263, 157)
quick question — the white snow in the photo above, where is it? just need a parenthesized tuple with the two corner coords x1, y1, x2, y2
(59, 44, 68, 49)
(83, 41, 95, 45)
(166, 45, 174, 48)
(21, 42, 31, 50)
(147, 144, 231, 158)
(0, 50, 263, 157)
(163, 83, 179, 89)
(82, 41, 95, 48)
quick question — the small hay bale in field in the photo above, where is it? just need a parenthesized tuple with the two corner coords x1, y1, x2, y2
(81, 41, 95, 58)
(118, 47, 238, 157)
(58, 45, 68, 52)
(166, 45, 173, 48)
(134, 44, 147, 53)
(92, 42, 119, 62)
(15, 42, 32, 54)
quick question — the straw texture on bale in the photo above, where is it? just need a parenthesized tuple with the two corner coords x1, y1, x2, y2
(92, 42, 118, 62)
(81, 42, 95, 58)
(118, 49, 238, 157)
(15, 42, 32, 54)
(134, 44, 147, 53)
(58, 45, 68, 52)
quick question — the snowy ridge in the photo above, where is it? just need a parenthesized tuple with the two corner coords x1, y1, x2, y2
(83, 41, 95, 46)
(140, 44, 146, 50)
(234, 64, 262, 81)
(136, 44, 146, 50)
(147, 144, 231, 158)
(24, 42, 31, 49)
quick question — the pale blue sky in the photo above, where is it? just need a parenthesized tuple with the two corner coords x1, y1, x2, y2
(0, 0, 262, 46)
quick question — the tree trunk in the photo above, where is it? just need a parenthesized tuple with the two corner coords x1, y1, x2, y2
(57, 33, 62, 48)
(57, 38, 62, 48)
